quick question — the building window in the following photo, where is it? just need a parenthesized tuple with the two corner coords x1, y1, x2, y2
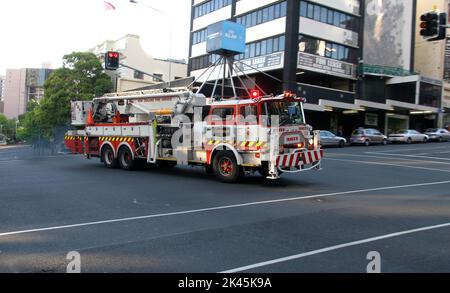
(298, 34, 357, 64)
(190, 54, 221, 71)
(192, 35, 286, 70)
(193, 29, 207, 45)
(235, 35, 285, 61)
(153, 73, 163, 82)
(134, 70, 144, 80)
(236, 1, 287, 29)
(193, 0, 232, 19)
(299, 0, 359, 32)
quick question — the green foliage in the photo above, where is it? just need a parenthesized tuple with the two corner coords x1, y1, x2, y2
(20, 52, 112, 141)
(0, 114, 17, 140)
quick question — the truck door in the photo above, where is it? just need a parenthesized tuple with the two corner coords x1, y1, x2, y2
(237, 104, 259, 148)
(206, 106, 237, 145)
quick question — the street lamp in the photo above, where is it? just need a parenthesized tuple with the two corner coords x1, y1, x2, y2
(15, 120, 19, 141)
(129, 0, 173, 87)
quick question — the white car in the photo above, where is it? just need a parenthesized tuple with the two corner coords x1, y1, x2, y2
(425, 128, 450, 142)
(388, 130, 428, 144)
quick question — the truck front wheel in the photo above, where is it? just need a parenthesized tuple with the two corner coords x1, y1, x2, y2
(102, 145, 118, 169)
(213, 151, 243, 183)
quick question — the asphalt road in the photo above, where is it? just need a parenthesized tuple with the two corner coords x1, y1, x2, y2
(0, 143, 449, 273)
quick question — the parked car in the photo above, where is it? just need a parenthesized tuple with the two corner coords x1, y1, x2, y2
(320, 131, 347, 148)
(388, 130, 428, 144)
(350, 128, 388, 146)
(425, 128, 450, 142)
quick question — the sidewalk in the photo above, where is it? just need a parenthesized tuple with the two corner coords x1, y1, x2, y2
(0, 144, 31, 151)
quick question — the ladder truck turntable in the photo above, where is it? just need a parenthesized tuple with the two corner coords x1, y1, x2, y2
(65, 87, 324, 183)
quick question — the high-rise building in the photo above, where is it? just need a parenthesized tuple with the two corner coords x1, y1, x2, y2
(189, 0, 363, 134)
(0, 75, 5, 114)
(0, 75, 5, 100)
(3, 68, 53, 119)
(188, 0, 446, 134)
(90, 34, 188, 92)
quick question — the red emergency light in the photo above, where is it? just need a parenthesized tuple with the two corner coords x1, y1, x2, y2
(250, 90, 260, 98)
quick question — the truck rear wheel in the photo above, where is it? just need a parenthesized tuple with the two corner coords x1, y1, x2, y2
(118, 146, 136, 171)
(213, 151, 243, 183)
(102, 145, 118, 169)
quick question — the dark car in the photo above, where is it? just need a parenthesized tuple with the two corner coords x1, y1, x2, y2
(425, 128, 450, 142)
(320, 131, 347, 148)
(350, 128, 388, 146)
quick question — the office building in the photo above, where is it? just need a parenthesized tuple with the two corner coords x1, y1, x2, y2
(90, 34, 188, 92)
(189, 0, 447, 134)
(3, 68, 53, 119)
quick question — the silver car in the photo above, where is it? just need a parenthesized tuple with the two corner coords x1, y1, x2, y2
(425, 128, 450, 142)
(351, 128, 388, 146)
(320, 131, 347, 148)
(388, 130, 429, 144)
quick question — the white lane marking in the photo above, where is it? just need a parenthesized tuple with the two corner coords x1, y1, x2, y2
(220, 222, 450, 273)
(366, 146, 449, 154)
(1, 181, 450, 238)
(325, 158, 450, 173)
(326, 153, 450, 166)
(365, 153, 450, 162)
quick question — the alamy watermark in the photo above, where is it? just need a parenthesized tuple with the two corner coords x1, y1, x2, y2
(66, 251, 81, 273)
(366, 251, 381, 273)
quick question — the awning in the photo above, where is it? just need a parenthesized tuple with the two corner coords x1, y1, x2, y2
(355, 99, 392, 111)
(386, 99, 440, 113)
(303, 103, 325, 112)
(319, 99, 360, 111)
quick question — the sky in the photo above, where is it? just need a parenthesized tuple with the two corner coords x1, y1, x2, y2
(0, 0, 191, 75)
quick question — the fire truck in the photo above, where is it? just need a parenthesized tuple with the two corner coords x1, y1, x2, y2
(65, 87, 323, 183)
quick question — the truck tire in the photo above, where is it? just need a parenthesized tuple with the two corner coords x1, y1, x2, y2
(102, 145, 118, 169)
(118, 146, 136, 171)
(213, 151, 243, 183)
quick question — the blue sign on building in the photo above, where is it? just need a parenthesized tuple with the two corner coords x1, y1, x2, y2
(206, 21, 246, 56)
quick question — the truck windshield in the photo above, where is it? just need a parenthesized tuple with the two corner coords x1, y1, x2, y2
(266, 101, 305, 126)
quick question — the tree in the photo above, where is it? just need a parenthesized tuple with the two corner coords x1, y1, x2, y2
(20, 52, 112, 142)
(0, 114, 17, 140)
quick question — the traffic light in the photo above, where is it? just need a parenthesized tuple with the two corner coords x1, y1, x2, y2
(420, 12, 439, 38)
(105, 51, 120, 70)
(420, 12, 447, 41)
(430, 12, 447, 41)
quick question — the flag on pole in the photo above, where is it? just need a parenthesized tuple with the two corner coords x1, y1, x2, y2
(103, 1, 116, 11)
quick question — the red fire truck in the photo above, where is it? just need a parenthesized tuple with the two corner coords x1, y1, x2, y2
(65, 88, 323, 183)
